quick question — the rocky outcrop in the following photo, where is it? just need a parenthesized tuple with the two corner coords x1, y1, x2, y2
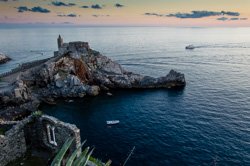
(0, 53, 11, 64)
(0, 38, 185, 117)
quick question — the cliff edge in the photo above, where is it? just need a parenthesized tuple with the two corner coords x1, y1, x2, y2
(0, 36, 185, 120)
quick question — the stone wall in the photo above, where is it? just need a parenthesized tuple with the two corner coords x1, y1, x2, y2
(0, 115, 81, 166)
(38, 115, 81, 156)
(0, 58, 51, 78)
(0, 116, 33, 166)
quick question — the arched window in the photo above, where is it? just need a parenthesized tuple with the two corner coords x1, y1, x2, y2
(46, 124, 57, 146)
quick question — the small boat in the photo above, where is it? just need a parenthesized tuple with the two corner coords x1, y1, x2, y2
(107, 92, 113, 96)
(106, 120, 120, 125)
(185, 45, 195, 50)
(65, 99, 74, 103)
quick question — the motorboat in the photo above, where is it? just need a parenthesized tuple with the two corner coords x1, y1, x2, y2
(185, 45, 195, 50)
(107, 92, 113, 96)
(106, 120, 120, 125)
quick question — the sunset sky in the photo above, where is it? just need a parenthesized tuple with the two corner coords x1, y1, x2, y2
(0, 0, 250, 27)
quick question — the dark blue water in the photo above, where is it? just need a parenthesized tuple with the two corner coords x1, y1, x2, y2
(1, 27, 250, 165)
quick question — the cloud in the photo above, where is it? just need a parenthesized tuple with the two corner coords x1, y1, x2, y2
(167, 11, 241, 19)
(81, 6, 89, 8)
(144, 13, 163, 17)
(217, 17, 228, 21)
(217, 17, 248, 21)
(167, 11, 222, 18)
(92, 14, 110, 17)
(62, 22, 73, 24)
(51, 1, 76, 7)
(145, 10, 242, 20)
(30, 6, 50, 13)
(115, 3, 124, 8)
(17, 6, 50, 13)
(17, 6, 29, 12)
(91, 4, 102, 9)
(57, 13, 78, 17)
(221, 11, 240, 16)
(67, 13, 77, 17)
(230, 17, 239, 20)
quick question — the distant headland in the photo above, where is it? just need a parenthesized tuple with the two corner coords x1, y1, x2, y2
(0, 35, 185, 120)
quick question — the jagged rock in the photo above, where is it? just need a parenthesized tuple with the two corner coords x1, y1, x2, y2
(14, 88, 22, 98)
(0, 53, 11, 64)
(0, 38, 185, 114)
(54, 73, 64, 88)
(70, 75, 82, 87)
(96, 56, 123, 74)
(86, 85, 100, 96)
(55, 79, 64, 88)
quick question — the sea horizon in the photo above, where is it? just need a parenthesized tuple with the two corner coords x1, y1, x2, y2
(1, 26, 250, 165)
(1, 0, 250, 165)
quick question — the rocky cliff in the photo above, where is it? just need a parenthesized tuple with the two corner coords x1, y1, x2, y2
(0, 53, 11, 64)
(0, 39, 185, 120)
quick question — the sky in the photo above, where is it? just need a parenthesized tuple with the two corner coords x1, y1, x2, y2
(0, 0, 250, 27)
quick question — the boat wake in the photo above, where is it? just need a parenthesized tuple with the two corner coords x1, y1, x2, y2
(186, 44, 250, 50)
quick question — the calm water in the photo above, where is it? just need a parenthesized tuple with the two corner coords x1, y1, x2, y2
(1, 27, 250, 165)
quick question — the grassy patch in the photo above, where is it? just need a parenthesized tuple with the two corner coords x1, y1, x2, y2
(0, 128, 6, 135)
(32, 110, 43, 117)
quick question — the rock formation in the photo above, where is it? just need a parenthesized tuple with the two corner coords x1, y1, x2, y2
(0, 36, 185, 120)
(0, 53, 11, 64)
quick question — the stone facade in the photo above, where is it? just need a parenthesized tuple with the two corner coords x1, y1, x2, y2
(0, 116, 32, 166)
(0, 115, 81, 166)
(38, 115, 81, 156)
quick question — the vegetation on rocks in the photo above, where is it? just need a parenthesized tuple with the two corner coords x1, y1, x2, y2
(51, 138, 111, 166)
(31, 110, 43, 117)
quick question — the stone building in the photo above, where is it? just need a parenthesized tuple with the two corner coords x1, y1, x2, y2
(0, 114, 81, 166)
(57, 35, 63, 49)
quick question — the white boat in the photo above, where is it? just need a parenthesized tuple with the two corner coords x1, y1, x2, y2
(107, 92, 113, 96)
(106, 120, 120, 125)
(185, 45, 195, 50)
(65, 99, 74, 103)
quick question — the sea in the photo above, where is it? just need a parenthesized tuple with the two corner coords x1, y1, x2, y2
(0, 26, 250, 165)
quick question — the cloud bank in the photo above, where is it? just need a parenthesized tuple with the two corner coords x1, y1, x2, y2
(145, 11, 241, 19)
(57, 13, 78, 17)
(217, 17, 248, 21)
(91, 4, 102, 9)
(51, 1, 75, 7)
(17, 6, 50, 13)
(115, 3, 124, 8)
(167, 11, 240, 18)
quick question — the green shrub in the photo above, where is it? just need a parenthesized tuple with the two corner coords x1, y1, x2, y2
(32, 111, 43, 117)
(0, 128, 5, 135)
(50, 138, 111, 166)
